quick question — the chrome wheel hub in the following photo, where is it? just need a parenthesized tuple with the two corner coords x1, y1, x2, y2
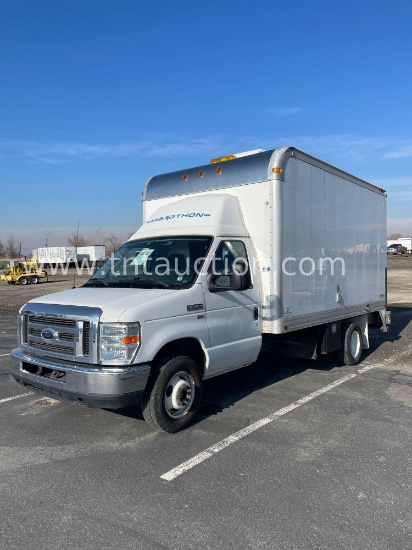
(164, 371, 195, 419)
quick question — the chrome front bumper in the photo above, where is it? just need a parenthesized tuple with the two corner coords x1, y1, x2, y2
(11, 348, 150, 409)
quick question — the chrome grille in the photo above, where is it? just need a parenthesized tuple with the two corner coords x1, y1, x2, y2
(23, 311, 95, 362)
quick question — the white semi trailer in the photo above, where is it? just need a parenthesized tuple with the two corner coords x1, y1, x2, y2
(76, 245, 106, 262)
(33, 246, 77, 266)
(32, 245, 106, 265)
(12, 147, 390, 432)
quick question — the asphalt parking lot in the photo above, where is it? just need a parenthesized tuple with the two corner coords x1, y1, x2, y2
(0, 257, 411, 549)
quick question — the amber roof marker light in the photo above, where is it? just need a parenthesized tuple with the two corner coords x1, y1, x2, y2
(210, 149, 265, 164)
(210, 155, 236, 164)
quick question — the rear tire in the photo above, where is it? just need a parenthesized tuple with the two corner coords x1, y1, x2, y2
(336, 323, 363, 366)
(141, 355, 203, 433)
(31, 276, 39, 284)
(19, 277, 29, 285)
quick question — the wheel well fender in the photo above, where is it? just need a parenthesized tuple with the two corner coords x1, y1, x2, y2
(152, 338, 207, 375)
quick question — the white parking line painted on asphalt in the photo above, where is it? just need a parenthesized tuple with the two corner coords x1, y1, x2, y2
(0, 393, 33, 405)
(161, 364, 376, 482)
(0, 353, 10, 357)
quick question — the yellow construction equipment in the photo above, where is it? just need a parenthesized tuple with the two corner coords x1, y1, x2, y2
(1, 260, 48, 285)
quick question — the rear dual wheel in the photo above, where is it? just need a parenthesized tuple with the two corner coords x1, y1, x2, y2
(141, 355, 203, 433)
(336, 323, 363, 366)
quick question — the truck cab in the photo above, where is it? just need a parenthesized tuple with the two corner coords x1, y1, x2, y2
(12, 195, 262, 432)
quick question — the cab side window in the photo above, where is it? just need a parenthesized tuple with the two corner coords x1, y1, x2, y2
(210, 240, 252, 289)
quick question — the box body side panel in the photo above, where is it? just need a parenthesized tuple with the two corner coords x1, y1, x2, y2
(281, 158, 386, 328)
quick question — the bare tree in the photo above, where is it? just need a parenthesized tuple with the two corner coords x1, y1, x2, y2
(45, 230, 51, 247)
(89, 226, 104, 245)
(0, 239, 5, 257)
(67, 233, 88, 247)
(17, 239, 25, 257)
(105, 233, 121, 255)
(388, 232, 402, 240)
(5, 234, 19, 258)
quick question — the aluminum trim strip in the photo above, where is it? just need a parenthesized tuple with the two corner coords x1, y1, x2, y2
(282, 301, 386, 332)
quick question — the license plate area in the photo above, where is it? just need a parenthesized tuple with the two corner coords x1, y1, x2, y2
(22, 362, 66, 382)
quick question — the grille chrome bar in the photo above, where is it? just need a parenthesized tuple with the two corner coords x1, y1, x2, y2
(75, 321, 84, 357)
(30, 341, 73, 354)
(29, 315, 76, 328)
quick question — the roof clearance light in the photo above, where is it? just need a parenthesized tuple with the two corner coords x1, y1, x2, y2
(210, 155, 237, 164)
(272, 167, 282, 173)
(210, 149, 265, 164)
(182, 172, 188, 181)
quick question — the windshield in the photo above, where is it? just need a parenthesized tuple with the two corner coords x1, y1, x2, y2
(84, 236, 213, 289)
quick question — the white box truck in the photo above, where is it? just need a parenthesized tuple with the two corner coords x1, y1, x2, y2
(12, 147, 390, 432)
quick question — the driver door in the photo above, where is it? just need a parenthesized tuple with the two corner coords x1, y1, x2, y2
(202, 238, 262, 377)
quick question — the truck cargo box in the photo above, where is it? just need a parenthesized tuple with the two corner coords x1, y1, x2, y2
(142, 146, 387, 335)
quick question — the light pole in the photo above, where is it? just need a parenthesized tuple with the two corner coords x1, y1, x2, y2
(73, 221, 80, 288)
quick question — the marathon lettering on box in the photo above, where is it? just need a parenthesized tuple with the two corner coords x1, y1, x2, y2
(147, 213, 211, 224)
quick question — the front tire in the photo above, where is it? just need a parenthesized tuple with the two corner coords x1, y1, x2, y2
(19, 277, 29, 285)
(336, 323, 363, 366)
(31, 276, 39, 284)
(141, 355, 203, 433)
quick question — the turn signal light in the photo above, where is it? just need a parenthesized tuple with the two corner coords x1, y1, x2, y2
(123, 335, 139, 345)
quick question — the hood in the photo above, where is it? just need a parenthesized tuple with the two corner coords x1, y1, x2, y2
(28, 287, 177, 321)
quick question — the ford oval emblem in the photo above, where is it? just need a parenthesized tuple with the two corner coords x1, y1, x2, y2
(41, 328, 58, 341)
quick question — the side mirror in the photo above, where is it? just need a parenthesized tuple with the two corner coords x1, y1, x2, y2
(207, 272, 242, 292)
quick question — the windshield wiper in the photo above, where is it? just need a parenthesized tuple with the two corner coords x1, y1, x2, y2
(132, 276, 170, 288)
(83, 279, 109, 287)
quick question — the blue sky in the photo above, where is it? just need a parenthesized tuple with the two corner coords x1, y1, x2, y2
(1, 0, 412, 253)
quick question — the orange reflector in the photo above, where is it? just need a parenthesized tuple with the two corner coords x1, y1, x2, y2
(272, 167, 282, 173)
(210, 155, 236, 164)
(215, 165, 222, 174)
(123, 336, 139, 345)
(182, 172, 188, 181)
(198, 169, 204, 178)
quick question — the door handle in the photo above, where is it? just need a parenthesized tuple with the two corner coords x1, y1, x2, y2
(253, 307, 259, 320)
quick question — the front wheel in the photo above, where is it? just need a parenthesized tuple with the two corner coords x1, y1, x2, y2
(31, 276, 39, 284)
(141, 355, 203, 433)
(336, 323, 363, 366)
(19, 277, 29, 285)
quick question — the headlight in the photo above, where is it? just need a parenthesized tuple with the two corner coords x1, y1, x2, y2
(100, 323, 140, 365)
